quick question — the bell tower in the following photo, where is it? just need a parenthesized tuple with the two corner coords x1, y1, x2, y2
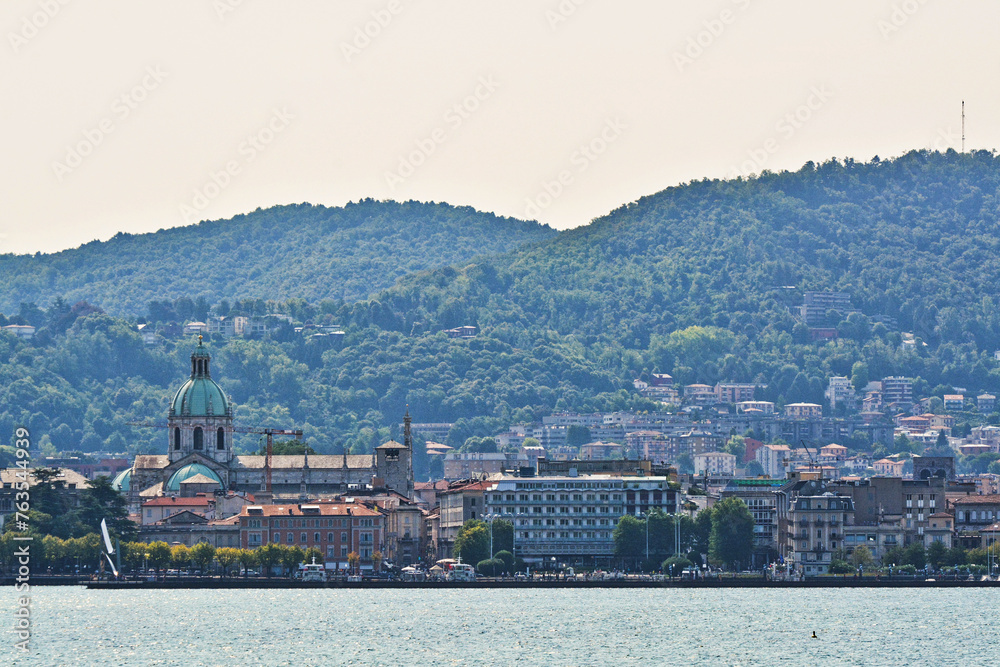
(374, 409, 414, 499)
(166, 336, 234, 465)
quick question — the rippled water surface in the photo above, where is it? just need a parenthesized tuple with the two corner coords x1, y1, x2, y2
(5, 587, 999, 665)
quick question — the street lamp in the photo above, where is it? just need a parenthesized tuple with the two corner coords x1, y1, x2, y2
(485, 513, 499, 559)
(639, 511, 649, 566)
(673, 511, 682, 558)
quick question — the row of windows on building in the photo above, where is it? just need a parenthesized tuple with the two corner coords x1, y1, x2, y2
(244, 518, 377, 529)
(519, 531, 613, 540)
(271, 531, 375, 544)
(957, 509, 998, 522)
(490, 493, 625, 503)
(491, 505, 623, 515)
(508, 482, 624, 490)
(247, 531, 374, 546)
(516, 518, 615, 527)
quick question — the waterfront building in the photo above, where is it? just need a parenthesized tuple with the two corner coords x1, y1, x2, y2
(483, 474, 679, 564)
(374, 494, 426, 567)
(952, 495, 1000, 532)
(787, 492, 855, 576)
(827, 476, 946, 554)
(720, 478, 784, 566)
(925, 512, 954, 549)
(239, 500, 384, 571)
(437, 479, 492, 558)
(139, 513, 241, 549)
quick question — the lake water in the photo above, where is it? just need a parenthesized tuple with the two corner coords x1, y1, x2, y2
(5, 587, 999, 665)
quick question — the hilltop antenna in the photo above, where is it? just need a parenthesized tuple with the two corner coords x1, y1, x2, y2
(962, 100, 965, 153)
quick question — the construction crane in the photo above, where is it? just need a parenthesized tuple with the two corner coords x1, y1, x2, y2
(128, 422, 303, 494)
(233, 426, 304, 495)
(800, 439, 821, 479)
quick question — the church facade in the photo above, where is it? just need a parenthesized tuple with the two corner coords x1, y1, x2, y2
(114, 339, 413, 510)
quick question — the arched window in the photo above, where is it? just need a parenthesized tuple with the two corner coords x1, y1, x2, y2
(173, 427, 181, 450)
(217, 427, 225, 450)
(193, 427, 204, 450)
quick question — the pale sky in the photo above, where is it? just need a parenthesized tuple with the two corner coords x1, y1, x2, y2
(3, 0, 998, 254)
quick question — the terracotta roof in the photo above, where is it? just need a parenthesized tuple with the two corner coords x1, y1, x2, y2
(156, 510, 209, 524)
(952, 494, 1000, 505)
(414, 480, 449, 491)
(376, 440, 407, 449)
(0, 468, 90, 488)
(208, 515, 241, 526)
(239, 502, 381, 517)
(234, 455, 373, 470)
(180, 473, 220, 485)
(440, 480, 492, 494)
(928, 512, 953, 518)
(139, 482, 164, 498)
(134, 455, 169, 469)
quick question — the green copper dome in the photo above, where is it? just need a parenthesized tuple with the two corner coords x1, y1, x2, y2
(111, 468, 131, 492)
(169, 339, 231, 418)
(166, 463, 223, 492)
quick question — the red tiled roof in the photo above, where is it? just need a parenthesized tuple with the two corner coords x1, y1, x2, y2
(239, 502, 381, 517)
(952, 494, 1000, 505)
(440, 480, 492, 495)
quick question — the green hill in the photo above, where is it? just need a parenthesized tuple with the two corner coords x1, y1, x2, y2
(346, 150, 1000, 405)
(5, 150, 1000, 474)
(0, 200, 556, 315)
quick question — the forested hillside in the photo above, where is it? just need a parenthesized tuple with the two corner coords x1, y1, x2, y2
(5, 150, 1000, 473)
(0, 200, 556, 315)
(350, 150, 1000, 402)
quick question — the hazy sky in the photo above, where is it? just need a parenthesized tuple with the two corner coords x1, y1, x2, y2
(3, 1, 998, 254)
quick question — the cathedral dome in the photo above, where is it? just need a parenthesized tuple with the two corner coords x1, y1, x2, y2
(169, 338, 230, 418)
(111, 468, 131, 492)
(166, 463, 223, 492)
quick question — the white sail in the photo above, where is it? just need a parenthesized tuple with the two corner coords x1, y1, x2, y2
(100, 518, 114, 554)
(104, 552, 119, 577)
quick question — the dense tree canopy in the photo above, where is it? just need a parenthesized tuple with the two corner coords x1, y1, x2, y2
(5, 152, 1000, 473)
(0, 200, 555, 315)
(708, 497, 754, 569)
